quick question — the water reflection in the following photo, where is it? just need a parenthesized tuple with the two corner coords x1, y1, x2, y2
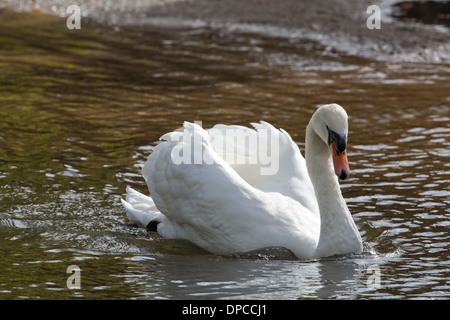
(0, 9, 449, 299)
(119, 251, 396, 299)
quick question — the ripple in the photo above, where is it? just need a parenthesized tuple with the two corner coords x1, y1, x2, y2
(0, 8, 448, 300)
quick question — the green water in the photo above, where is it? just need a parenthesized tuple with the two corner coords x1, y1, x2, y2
(0, 10, 449, 299)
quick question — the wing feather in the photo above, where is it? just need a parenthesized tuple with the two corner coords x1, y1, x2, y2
(139, 122, 319, 256)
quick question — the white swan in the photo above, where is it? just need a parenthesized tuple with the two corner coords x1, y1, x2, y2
(121, 103, 363, 259)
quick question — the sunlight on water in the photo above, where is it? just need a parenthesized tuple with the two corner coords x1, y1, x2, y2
(0, 6, 448, 299)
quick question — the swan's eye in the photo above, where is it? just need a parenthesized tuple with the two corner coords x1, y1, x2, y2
(327, 126, 347, 153)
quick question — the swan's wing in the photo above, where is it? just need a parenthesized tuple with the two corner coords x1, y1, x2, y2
(208, 121, 319, 215)
(141, 122, 318, 256)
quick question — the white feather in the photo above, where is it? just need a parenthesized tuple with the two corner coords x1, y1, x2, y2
(122, 104, 363, 259)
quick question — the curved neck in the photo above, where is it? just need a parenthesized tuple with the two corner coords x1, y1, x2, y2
(305, 124, 362, 258)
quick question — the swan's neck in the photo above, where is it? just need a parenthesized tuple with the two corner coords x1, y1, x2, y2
(305, 125, 362, 258)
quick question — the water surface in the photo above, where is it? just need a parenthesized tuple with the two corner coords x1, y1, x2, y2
(0, 8, 449, 299)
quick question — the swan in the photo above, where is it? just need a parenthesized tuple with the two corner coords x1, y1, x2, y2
(121, 103, 363, 259)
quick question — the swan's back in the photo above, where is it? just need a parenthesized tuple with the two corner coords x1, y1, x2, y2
(136, 122, 320, 257)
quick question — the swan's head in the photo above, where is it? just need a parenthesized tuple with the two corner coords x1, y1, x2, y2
(311, 104, 351, 180)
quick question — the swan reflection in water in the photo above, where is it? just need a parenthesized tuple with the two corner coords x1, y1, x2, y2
(125, 249, 382, 299)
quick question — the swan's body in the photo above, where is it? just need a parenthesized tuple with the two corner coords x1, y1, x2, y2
(122, 104, 363, 259)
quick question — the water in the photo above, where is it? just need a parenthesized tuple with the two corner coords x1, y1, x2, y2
(0, 2, 449, 300)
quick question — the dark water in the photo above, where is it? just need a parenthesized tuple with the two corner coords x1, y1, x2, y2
(0, 8, 449, 299)
(392, 1, 450, 27)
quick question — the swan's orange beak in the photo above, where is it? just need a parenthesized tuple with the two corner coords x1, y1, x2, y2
(330, 140, 350, 180)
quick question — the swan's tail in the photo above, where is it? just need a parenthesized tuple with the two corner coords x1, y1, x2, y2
(121, 186, 160, 228)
